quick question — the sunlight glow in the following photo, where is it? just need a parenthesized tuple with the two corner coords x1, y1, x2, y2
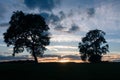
(38, 57, 84, 63)
(58, 59, 70, 63)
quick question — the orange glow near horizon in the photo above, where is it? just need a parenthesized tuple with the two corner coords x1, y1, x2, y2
(37, 54, 120, 63)
(58, 59, 70, 63)
(38, 57, 84, 63)
(58, 58, 71, 63)
(1, 54, 120, 63)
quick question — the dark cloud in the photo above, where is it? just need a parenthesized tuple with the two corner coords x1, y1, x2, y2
(40, 11, 66, 31)
(68, 24, 79, 33)
(59, 11, 66, 20)
(50, 14, 60, 22)
(51, 11, 66, 31)
(40, 12, 61, 24)
(49, 13, 66, 31)
(29, 0, 67, 32)
(0, 55, 32, 61)
(40, 12, 50, 24)
(40, 12, 50, 19)
(43, 54, 60, 57)
(24, 0, 68, 32)
(24, 0, 60, 11)
(40, 12, 65, 31)
(54, 24, 65, 31)
(40, 12, 60, 24)
(49, 13, 60, 24)
(87, 8, 95, 17)
(68, 9, 74, 17)
(62, 55, 80, 60)
(0, 23, 9, 27)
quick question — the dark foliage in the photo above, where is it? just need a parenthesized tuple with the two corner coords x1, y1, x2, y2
(78, 29, 109, 63)
(3, 11, 50, 63)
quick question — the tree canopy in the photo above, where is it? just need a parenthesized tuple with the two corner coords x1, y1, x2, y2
(3, 11, 50, 63)
(78, 29, 109, 62)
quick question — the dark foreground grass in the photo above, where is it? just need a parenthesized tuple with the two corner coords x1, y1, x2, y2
(0, 61, 120, 80)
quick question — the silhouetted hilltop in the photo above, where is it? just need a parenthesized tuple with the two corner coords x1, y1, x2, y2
(0, 60, 120, 80)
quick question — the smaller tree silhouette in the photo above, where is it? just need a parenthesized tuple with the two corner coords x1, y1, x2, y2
(78, 29, 109, 63)
(3, 11, 50, 63)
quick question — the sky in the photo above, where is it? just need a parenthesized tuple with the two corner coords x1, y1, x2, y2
(0, 0, 120, 60)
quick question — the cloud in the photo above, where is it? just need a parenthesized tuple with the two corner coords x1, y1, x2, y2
(49, 13, 61, 24)
(107, 39, 120, 43)
(40, 12, 50, 20)
(24, 0, 60, 12)
(103, 54, 120, 62)
(54, 24, 65, 31)
(0, 35, 3, 39)
(68, 24, 80, 33)
(24, 0, 87, 33)
(59, 11, 66, 20)
(0, 55, 33, 62)
(55, 51, 79, 55)
(68, 9, 74, 17)
(0, 23, 9, 27)
(40, 12, 51, 24)
(40, 12, 66, 31)
(62, 55, 80, 60)
(87, 8, 95, 17)
(51, 34, 81, 42)
(0, 44, 6, 47)
(69, 0, 120, 33)
(40, 12, 62, 26)
(0, 0, 28, 24)
(47, 45, 77, 50)
(24, 0, 64, 32)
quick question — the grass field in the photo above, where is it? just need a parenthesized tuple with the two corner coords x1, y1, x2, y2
(0, 61, 120, 80)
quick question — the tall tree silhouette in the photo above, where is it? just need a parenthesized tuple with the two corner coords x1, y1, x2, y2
(3, 11, 50, 63)
(78, 29, 109, 62)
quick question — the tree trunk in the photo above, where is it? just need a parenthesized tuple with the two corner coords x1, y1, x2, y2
(32, 52, 38, 63)
(32, 46, 38, 63)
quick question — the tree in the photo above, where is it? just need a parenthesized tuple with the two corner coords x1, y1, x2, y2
(3, 11, 50, 63)
(78, 29, 109, 63)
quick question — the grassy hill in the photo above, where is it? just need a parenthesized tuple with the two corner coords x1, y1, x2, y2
(0, 61, 120, 80)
